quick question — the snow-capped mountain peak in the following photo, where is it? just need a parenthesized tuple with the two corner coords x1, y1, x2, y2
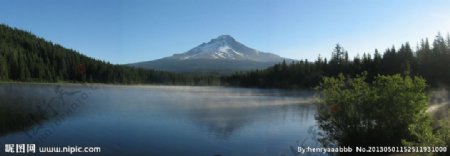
(216, 34, 235, 41)
(167, 35, 283, 62)
(130, 35, 294, 73)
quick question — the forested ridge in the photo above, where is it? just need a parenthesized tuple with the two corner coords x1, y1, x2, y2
(223, 33, 450, 89)
(0, 24, 219, 85)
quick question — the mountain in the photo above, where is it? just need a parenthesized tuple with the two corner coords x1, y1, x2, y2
(169, 35, 284, 62)
(129, 35, 292, 74)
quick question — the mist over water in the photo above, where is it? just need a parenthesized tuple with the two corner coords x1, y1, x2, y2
(428, 88, 450, 120)
(0, 84, 319, 156)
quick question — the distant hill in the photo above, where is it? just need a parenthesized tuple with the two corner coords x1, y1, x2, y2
(0, 24, 218, 85)
(129, 35, 294, 74)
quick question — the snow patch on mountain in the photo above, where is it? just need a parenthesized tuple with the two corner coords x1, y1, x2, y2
(166, 35, 285, 62)
(129, 35, 294, 74)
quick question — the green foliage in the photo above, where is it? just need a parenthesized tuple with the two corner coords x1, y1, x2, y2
(0, 56, 8, 80)
(435, 111, 450, 155)
(315, 73, 438, 148)
(0, 24, 219, 85)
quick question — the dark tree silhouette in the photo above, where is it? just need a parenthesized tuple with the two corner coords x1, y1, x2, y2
(223, 33, 450, 89)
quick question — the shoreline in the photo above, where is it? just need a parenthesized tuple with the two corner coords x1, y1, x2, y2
(0, 81, 210, 88)
(0, 81, 315, 92)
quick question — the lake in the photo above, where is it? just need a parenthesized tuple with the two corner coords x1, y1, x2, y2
(0, 83, 319, 156)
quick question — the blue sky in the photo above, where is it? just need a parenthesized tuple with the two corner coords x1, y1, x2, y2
(1, 0, 449, 64)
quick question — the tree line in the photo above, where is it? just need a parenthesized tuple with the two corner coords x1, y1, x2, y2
(223, 33, 450, 89)
(0, 24, 220, 85)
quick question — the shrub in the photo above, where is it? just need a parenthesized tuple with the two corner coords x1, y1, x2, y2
(315, 73, 439, 148)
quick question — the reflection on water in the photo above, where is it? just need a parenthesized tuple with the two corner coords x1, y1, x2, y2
(0, 84, 52, 137)
(185, 100, 316, 139)
(0, 84, 95, 139)
(0, 84, 318, 156)
(0, 97, 47, 137)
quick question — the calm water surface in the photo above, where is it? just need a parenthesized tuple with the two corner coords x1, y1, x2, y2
(0, 84, 319, 156)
